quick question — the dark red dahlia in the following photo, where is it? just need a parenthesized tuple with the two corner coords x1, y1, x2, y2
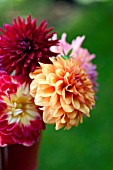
(0, 15, 58, 78)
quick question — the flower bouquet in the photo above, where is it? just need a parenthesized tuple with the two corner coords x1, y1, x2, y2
(0, 15, 97, 170)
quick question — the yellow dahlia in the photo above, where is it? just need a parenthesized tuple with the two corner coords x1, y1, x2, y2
(30, 56, 95, 130)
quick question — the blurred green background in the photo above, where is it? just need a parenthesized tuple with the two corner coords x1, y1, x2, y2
(0, 0, 113, 169)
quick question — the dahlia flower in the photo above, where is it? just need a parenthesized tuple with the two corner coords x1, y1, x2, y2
(0, 72, 44, 146)
(51, 33, 97, 91)
(0, 15, 58, 79)
(30, 56, 95, 130)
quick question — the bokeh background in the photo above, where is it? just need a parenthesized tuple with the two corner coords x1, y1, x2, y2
(0, 0, 113, 169)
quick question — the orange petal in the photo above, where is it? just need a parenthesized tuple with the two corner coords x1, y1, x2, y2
(79, 113, 83, 123)
(34, 95, 50, 106)
(77, 94, 85, 103)
(60, 114, 66, 123)
(40, 63, 55, 76)
(60, 96, 74, 112)
(34, 73, 46, 84)
(64, 124, 72, 130)
(55, 120, 64, 130)
(37, 85, 55, 97)
(79, 104, 90, 116)
(50, 57, 64, 69)
(67, 110, 77, 119)
(56, 68, 65, 78)
(50, 91, 60, 108)
(62, 89, 72, 104)
(30, 80, 38, 97)
(73, 86, 79, 95)
(46, 73, 58, 86)
(43, 107, 56, 124)
(29, 67, 42, 79)
(65, 60, 72, 71)
(69, 119, 77, 125)
(55, 80, 63, 95)
(53, 108, 64, 117)
(72, 96, 80, 110)
(57, 56, 66, 66)
(66, 85, 74, 93)
(64, 72, 70, 85)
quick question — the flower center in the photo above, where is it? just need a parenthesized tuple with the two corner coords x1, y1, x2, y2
(19, 39, 32, 52)
(5, 96, 38, 126)
(12, 100, 26, 117)
(2, 84, 38, 126)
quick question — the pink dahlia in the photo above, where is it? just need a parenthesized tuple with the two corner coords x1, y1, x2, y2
(51, 33, 97, 92)
(0, 15, 58, 79)
(0, 72, 44, 146)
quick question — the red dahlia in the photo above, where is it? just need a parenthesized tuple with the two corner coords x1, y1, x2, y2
(0, 15, 58, 78)
(0, 72, 44, 146)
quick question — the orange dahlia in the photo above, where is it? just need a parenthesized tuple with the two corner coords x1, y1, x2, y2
(30, 56, 95, 130)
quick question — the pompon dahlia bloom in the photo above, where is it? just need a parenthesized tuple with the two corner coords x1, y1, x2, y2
(30, 56, 95, 130)
(0, 15, 58, 79)
(51, 33, 97, 91)
(0, 72, 44, 146)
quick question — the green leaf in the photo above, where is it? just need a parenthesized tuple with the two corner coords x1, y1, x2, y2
(67, 48, 73, 56)
(62, 55, 70, 60)
(61, 48, 73, 60)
